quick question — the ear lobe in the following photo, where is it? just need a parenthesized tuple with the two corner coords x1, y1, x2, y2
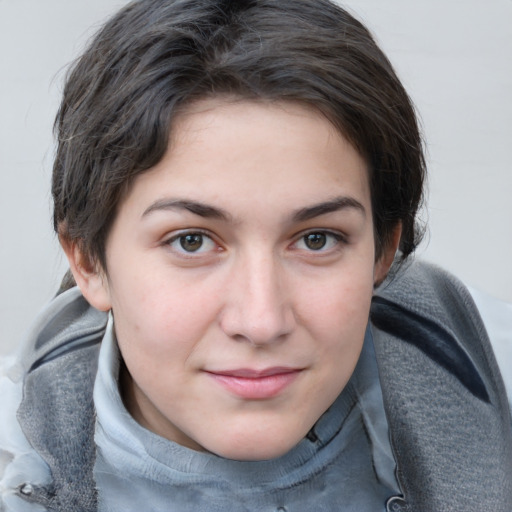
(60, 237, 112, 312)
(374, 223, 402, 287)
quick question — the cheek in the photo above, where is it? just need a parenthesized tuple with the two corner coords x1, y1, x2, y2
(109, 270, 222, 359)
(296, 265, 374, 367)
(302, 267, 374, 330)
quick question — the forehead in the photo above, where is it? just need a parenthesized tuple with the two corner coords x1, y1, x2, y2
(118, 98, 371, 220)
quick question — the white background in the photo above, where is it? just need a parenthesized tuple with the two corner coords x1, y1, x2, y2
(1, 0, 511, 354)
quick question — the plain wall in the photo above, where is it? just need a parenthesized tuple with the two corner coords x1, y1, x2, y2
(1, 0, 511, 355)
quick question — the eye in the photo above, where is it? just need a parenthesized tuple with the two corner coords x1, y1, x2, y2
(166, 231, 218, 254)
(294, 231, 344, 252)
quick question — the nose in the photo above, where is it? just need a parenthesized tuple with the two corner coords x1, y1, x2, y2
(219, 252, 295, 346)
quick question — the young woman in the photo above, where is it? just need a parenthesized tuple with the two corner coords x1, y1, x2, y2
(1, 1, 511, 511)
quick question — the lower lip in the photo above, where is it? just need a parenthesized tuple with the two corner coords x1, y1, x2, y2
(207, 371, 301, 400)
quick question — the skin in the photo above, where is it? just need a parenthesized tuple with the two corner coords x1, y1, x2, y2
(65, 99, 399, 461)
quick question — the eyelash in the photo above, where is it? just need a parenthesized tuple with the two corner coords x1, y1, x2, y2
(292, 230, 348, 253)
(163, 230, 221, 256)
(163, 229, 347, 258)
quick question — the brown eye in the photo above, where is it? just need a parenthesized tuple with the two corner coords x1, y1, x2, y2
(303, 232, 327, 250)
(294, 231, 344, 253)
(165, 231, 219, 258)
(179, 234, 204, 252)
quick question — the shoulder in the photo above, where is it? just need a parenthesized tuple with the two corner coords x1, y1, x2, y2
(373, 260, 511, 408)
(370, 259, 512, 510)
(1, 288, 107, 511)
(371, 259, 508, 405)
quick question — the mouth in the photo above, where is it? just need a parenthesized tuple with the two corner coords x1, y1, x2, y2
(204, 367, 302, 400)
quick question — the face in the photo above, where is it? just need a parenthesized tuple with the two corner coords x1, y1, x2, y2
(75, 99, 395, 461)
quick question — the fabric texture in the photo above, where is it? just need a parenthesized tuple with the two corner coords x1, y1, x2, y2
(1, 260, 511, 511)
(0, 290, 106, 511)
(371, 261, 512, 511)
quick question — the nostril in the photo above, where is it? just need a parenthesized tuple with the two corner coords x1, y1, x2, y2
(219, 303, 295, 346)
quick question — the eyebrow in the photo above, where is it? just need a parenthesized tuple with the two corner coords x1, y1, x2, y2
(142, 195, 365, 222)
(142, 199, 232, 221)
(291, 196, 366, 222)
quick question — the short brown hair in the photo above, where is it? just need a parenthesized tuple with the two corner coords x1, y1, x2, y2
(53, 0, 425, 270)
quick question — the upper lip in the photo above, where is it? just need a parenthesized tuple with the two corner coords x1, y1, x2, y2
(205, 367, 301, 378)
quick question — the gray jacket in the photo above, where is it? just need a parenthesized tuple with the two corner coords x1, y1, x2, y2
(1, 261, 511, 511)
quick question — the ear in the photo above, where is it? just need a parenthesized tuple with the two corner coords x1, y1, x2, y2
(374, 223, 402, 287)
(60, 236, 112, 312)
